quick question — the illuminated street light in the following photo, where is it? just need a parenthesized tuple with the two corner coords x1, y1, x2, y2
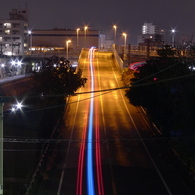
(122, 33, 127, 53)
(28, 30, 32, 55)
(11, 60, 16, 66)
(84, 26, 88, 48)
(76, 28, 80, 48)
(66, 40, 71, 60)
(16, 102, 22, 110)
(113, 25, 117, 44)
(17, 60, 22, 66)
(171, 29, 175, 47)
(11, 102, 23, 112)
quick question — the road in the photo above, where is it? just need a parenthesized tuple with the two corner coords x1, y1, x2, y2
(36, 48, 195, 195)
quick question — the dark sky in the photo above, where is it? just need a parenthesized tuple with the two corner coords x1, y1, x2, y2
(1, 0, 195, 44)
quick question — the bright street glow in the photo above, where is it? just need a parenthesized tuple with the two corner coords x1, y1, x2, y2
(11, 60, 16, 66)
(17, 60, 22, 66)
(11, 102, 23, 112)
(122, 32, 127, 37)
(66, 40, 71, 59)
(11, 107, 16, 112)
(16, 102, 22, 109)
(87, 47, 95, 195)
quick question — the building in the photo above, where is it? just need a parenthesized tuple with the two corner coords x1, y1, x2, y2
(137, 22, 165, 46)
(0, 8, 29, 56)
(30, 28, 100, 56)
(0, 8, 100, 58)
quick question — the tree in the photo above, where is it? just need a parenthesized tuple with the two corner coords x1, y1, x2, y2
(125, 56, 195, 135)
(157, 45, 176, 57)
(26, 56, 87, 108)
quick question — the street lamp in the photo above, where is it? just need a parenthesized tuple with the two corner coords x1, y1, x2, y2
(76, 28, 80, 48)
(84, 26, 88, 48)
(122, 33, 127, 53)
(28, 30, 32, 55)
(66, 40, 71, 60)
(171, 29, 175, 47)
(113, 25, 117, 45)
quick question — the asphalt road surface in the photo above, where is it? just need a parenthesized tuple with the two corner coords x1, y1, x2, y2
(36, 48, 195, 195)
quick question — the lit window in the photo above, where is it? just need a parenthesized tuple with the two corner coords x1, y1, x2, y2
(5, 30, 10, 34)
(3, 23, 11, 28)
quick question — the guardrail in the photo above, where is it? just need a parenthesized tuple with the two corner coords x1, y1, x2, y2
(111, 45, 124, 72)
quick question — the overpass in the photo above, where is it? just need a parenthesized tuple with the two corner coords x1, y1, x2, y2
(0, 45, 163, 81)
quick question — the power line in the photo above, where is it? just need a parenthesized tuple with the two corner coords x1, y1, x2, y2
(3, 136, 193, 144)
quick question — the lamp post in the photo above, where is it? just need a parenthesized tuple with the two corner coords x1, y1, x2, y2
(28, 30, 32, 55)
(113, 25, 117, 45)
(76, 28, 80, 48)
(171, 29, 175, 47)
(66, 40, 71, 60)
(122, 33, 127, 53)
(84, 26, 88, 48)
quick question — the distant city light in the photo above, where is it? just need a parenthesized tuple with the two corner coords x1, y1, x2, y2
(171, 29, 175, 33)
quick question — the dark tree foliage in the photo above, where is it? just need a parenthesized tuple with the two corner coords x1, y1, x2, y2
(125, 56, 195, 135)
(157, 45, 176, 57)
(26, 56, 87, 108)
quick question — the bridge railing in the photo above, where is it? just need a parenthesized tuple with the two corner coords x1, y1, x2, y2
(111, 45, 124, 72)
(116, 45, 159, 57)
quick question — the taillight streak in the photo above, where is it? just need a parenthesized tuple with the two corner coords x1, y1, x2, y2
(76, 47, 104, 195)
(87, 47, 95, 195)
(95, 101, 104, 195)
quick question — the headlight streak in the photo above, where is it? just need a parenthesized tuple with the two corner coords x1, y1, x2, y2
(76, 47, 104, 195)
(87, 47, 95, 195)
(76, 51, 91, 195)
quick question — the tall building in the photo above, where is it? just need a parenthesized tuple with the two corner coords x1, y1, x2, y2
(142, 22, 161, 35)
(138, 22, 165, 46)
(0, 8, 29, 56)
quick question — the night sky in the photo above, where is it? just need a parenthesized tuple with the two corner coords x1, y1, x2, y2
(1, 0, 195, 45)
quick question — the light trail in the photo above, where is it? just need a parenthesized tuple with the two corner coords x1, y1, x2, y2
(76, 48, 105, 195)
(86, 47, 95, 195)
(95, 101, 104, 195)
(76, 110, 88, 195)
